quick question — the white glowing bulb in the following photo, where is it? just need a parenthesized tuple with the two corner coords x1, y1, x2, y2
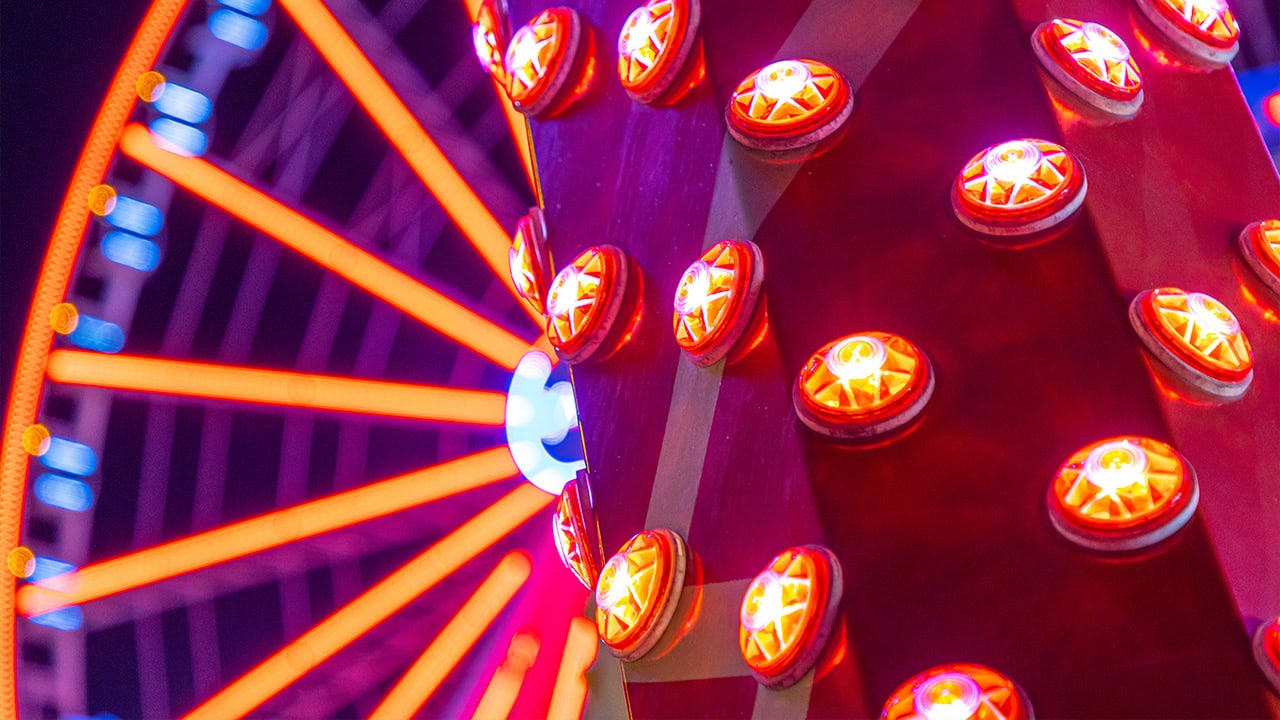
(827, 336, 887, 381)
(983, 141, 1043, 183)
(1084, 440, 1148, 492)
(674, 261, 712, 315)
(619, 7, 654, 56)
(506, 26, 541, 74)
(741, 571, 784, 632)
(1082, 22, 1130, 62)
(754, 60, 811, 101)
(553, 513, 575, 569)
(596, 555, 632, 610)
(1187, 292, 1239, 335)
(473, 24, 495, 67)
(916, 673, 982, 720)
(508, 246, 526, 286)
(547, 266, 580, 317)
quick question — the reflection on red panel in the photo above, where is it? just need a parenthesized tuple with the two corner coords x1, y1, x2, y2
(1239, 219, 1280, 297)
(739, 545, 841, 689)
(1130, 287, 1253, 398)
(546, 245, 638, 364)
(1033, 19, 1143, 115)
(509, 208, 552, 319)
(594, 528, 688, 661)
(505, 7, 596, 117)
(1048, 436, 1198, 552)
(726, 59, 853, 152)
(882, 663, 1031, 720)
(552, 480, 598, 590)
(1136, 0, 1239, 63)
(673, 240, 765, 367)
(617, 0, 704, 105)
(472, 0, 510, 81)
(952, 139, 1086, 238)
(793, 331, 933, 442)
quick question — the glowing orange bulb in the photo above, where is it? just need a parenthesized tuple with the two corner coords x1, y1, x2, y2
(1137, 0, 1239, 63)
(882, 664, 1031, 720)
(472, 0, 511, 80)
(738, 546, 841, 689)
(794, 331, 933, 441)
(616, 0, 703, 105)
(1048, 436, 1198, 551)
(505, 7, 595, 118)
(726, 58, 853, 152)
(1130, 287, 1253, 397)
(594, 528, 688, 661)
(545, 246, 637, 364)
(952, 138, 1086, 238)
(508, 208, 551, 319)
(1240, 219, 1280, 297)
(1255, 616, 1280, 694)
(552, 480, 599, 590)
(672, 240, 764, 366)
(1033, 19, 1143, 115)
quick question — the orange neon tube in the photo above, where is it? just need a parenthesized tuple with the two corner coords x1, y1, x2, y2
(46, 349, 506, 425)
(491, 78, 539, 196)
(17, 447, 518, 617)
(118, 124, 533, 370)
(0, 1, 188, 717)
(275, 0, 518, 296)
(368, 552, 532, 720)
(470, 632, 541, 720)
(547, 616, 598, 720)
(181, 484, 553, 720)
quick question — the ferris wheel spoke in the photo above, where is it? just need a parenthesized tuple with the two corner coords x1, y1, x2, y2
(179, 483, 553, 719)
(367, 552, 532, 720)
(15, 447, 519, 617)
(273, 0, 526, 304)
(547, 616, 597, 720)
(118, 125, 534, 369)
(46, 349, 506, 425)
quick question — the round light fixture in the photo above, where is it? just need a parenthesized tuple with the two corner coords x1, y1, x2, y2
(1253, 616, 1280, 695)
(739, 545, 842, 689)
(505, 7, 596, 118)
(673, 240, 765, 366)
(1129, 287, 1253, 398)
(952, 138, 1086, 238)
(594, 528, 688, 661)
(725, 58, 853, 152)
(472, 0, 511, 80)
(1032, 19, 1143, 115)
(793, 332, 934, 441)
(881, 663, 1032, 720)
(552, 479, 599, 590)
(1239, 219, 1280, 297)
(509, 207, 552, 319)
(1048, 436, 1199, 552)
(1136, 0, 1239, 64)
(545, 245, 639, 365)
(617, 0, 704, 105)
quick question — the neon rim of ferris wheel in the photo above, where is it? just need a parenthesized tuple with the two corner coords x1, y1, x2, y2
(0, 1, 593, 718)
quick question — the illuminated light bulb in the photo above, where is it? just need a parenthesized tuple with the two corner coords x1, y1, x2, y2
(738, 546, 842, 689)
(87, 184, 118, 217)
(916, 674, 982, 720)
(882, 664, 1031, 720)
(49, 303, 79, 335)
(504, 7, 595, 118)
(545, 246, 639, 365)
(726, 58, 853, 153)
(7, 547, 35, 579)
(617, 0, 703, 105)
(1238, 219, 1280, 296)
(1136, 0, 1239, 63)
(552, 479, 599, 590)
(1048, 436, 1198, 552)
(952, 138, 1086, 239)
(471, 0, 510, 79)
(136, 70, 166, 103)
(1033, 18, 1144, 115)
(594, 529, 689, 662)
(793, 331, 934, 442)
(1254, 616, 1280, 695)
(1130, 287, 1252, 398)
(672, 240, 766, 366)
(508, 208, 552, 318)
(21, 424, 52, 457)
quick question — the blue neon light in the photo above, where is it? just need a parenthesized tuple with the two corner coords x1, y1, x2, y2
(149, 118, 209, 158)
(28, 606, 83, 632)
(105, 195, 163, 237)
(218, 0, 271, 16)
(38, 437, 99, 477)
(66, 315, 125, 354)
(34, 473, 95, 512)
(101, 231, 162, 272)
(29, 556, 76, 583)
(154, 83, 213, 124)
(210, 9, 269, 51)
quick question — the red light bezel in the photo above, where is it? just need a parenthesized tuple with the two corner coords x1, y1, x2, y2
(552, 479, 599, 590)
(881, 663, 1031, 720)
(1130, 288, 1253, 397)
(1033, 19, 1143, 115)
(616, 0, 704, 105)
(738, 545, 842, 689)
(726, 59, 853, 152)
(505, 7, 595, 118)
(594, 528, 688, 661)
(672, 240, 764, 366)
(952, 139, 1086, 238)
(472, 0, 511, 81)
(509, 207, 552, 319)
(1144, 0, 1239, 51)
(1240, 220, 1280, 297)
(545, 245, 638, 364)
